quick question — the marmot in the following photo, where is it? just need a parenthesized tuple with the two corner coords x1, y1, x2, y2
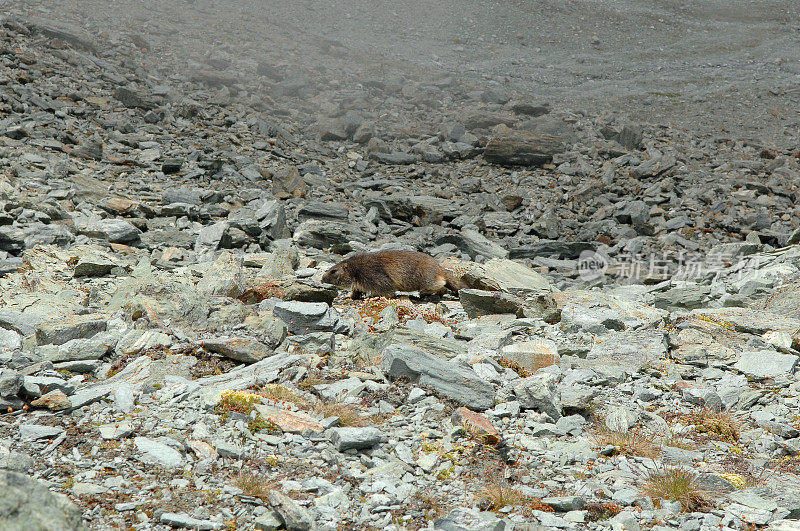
(321, 250, 465, 299)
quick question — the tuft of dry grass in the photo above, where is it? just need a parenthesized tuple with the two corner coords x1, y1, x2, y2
(684, 408, 740, 443)
(477, 481, 554, 513)
(314, 401, 366, 427)
(233, 472, 275, 501)
(595, 426, 661, 458)
(641, 468, 712, 512)
(258, 384, 309, 408)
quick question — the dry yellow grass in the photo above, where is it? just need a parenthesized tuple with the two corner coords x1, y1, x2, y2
(595, 426, 661, 458)
(314, 401, 366, 427)
(642, 468, 711, 512)
(233, 472, 275, 501)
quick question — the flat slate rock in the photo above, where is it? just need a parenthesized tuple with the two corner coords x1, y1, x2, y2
(381, 343, 494, 411)
(0, 469, 86, 530)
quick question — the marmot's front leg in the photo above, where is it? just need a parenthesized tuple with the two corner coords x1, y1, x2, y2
(351, 290, 365, 300)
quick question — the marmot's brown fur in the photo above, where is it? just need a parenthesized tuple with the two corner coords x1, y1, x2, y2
(321, 250, 465, 299)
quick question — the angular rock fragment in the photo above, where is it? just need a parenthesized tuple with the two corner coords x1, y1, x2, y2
(484, 130, 566, 166)
(382, 344, 494, 411)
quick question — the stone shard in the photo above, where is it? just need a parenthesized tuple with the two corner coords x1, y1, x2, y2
(381, 343, 495, 411)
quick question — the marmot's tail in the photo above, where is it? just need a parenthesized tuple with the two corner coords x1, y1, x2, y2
(444, 271, 466, 293)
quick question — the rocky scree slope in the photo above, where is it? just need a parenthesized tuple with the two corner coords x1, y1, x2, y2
(1, 9, 800, 531)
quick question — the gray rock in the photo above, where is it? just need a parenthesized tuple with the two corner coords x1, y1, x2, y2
(514, 373, 562, 420)
(434, 507, 507, 530)
(35, 315, 107, 346)
(461, 258, 552, 295)
(273, 301, 348, 335)
(0, 470, 86, 530)
(436, 229, 508, 260)
(734, 350, 798, 378)
(328, 427, 383, 451)
(203, 336, 276, 364)
(542, 496, 586, 512)
(81, 218, 141, 244)
(293, 219, 367, 250)
(269, 490, 315, 531)
(382, 344, 495, 410)
(159, 512, 223, 530)
(254, 511, 284, 531)
(196, 251, 246, 298)
(19, 424, 64, 441)
(0, 369, 22, 397)
(134, 437, 183, 469)
(459, 289, 525, 318)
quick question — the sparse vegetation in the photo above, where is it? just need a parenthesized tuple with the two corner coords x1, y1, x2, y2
(233, 471, 274, 501)
(641, 468, 711, 512)
(594, 425, 660, 458)
(258, 384, 309, 408)
(215, 390, 262, 416)
(357, 297, 449, 327)
(314, 401, 366, 426)
(585, 502, 623, 521)
(497, 357, 533, 378)
(247, 417, 280, 434)
(477, 480, 554, 513)
(682, 408, 740, 443)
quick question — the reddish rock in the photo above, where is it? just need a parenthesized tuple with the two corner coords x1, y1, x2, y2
(452, 407, 501, 444)
(254, 404, 323, 434)
(31, 389, 72, 411)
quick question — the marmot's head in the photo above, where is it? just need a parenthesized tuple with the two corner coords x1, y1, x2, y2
(321, 262, 350, 287)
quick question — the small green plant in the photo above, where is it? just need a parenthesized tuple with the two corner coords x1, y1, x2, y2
(247, 417, 279, 433)
(216, 390, 262, 416)
(436, 465, 454, 481)
(683, 408, 740, 443)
